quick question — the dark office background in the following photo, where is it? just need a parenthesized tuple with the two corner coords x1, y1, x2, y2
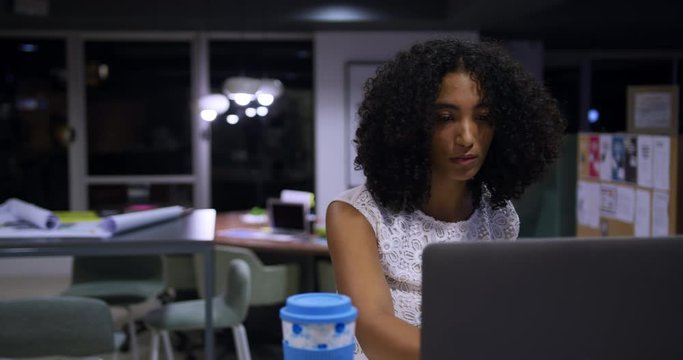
(1, 0, 682, 213)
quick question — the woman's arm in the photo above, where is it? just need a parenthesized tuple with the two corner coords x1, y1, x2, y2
(326, 201, 420, 360)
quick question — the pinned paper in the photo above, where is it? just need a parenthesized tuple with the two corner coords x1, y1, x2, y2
(600, 184, 618, 219)
(634, 92, 673, 130)
(599, 135, 612, 182)
(624, 135, 637, 183)
(637, 135, 654, 188)
(588, 135, 600, 178)
(634, 189, 651, 237)
(614, 185, 635, 223)
(611, 135, 626, 182)
(577, 181, 600, 229)
(652, 136, 671, 191)
(652, 191, 669, 236)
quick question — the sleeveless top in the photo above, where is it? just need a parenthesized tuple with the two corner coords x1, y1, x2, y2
(332, 184, 520, 359)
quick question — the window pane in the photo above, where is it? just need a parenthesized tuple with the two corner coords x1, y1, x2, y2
(0, 38, 68, 209)
(85, 41, 192, 175)
(545, 66, 580, 133)
(209, 41, 314, 211)
(591, 58, 673, 132)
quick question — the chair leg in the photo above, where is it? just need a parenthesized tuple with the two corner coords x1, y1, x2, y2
(150, 331, 160, 360)
(127, 317, 140, 360)
(232, 324, 252, 360)
(161, 331, 175, 360)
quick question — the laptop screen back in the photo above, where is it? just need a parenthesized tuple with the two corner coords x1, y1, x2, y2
(267, 199, 308, 233)
(421, 237, 683, 360)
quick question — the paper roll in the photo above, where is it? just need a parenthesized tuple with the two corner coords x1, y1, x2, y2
(99, 206, 185, 234)
(6, 198, 60, 230)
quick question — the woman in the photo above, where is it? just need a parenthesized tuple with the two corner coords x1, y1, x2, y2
(326, 38, 565, 360)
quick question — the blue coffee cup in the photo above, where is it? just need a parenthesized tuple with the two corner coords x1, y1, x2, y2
(280, 292, 358, 360)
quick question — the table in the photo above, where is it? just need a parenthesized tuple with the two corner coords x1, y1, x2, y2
(214, 212, 328, 255)
(214, 212, 329, 292)
(0, 209, 218, 360)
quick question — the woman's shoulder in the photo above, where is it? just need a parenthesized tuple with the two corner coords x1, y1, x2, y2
(478, 190, 520, 239)
(330, 184, 398, 235)
(333, 184, 377, 209)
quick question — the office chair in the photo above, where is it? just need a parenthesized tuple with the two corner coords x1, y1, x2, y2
(194, 245, 300, 306)
(145, 259, 252, 360)
(316, 259, 337, 293)
(61, 255, 166, 360)
(0, 296, 123, 358)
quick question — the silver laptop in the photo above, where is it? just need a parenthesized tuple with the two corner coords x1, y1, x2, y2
(266, 198, 310, 236)
(421, 237, 683, 360)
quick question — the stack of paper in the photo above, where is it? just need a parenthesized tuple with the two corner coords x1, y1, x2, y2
(0, 199, 186, 238)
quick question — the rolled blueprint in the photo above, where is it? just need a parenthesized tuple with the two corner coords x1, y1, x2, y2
(99, 206, 184, 234)
(4, 198, 60, 230)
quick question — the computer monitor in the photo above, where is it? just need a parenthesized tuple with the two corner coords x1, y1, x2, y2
(421, 237, 683, 360)
(266, 198, 309, 234)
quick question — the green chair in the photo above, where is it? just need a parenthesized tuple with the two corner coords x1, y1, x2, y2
(0, 296, 123, 358)
(316, 259, 337, 293)
(194, 245, 300, 306)
(145, 259, 252, 360)
(61, 255, 166, 360)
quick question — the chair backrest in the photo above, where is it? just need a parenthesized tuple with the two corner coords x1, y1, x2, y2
(223, 259, 251, 323)
(71, 255, 163, 283)
(194, 245, 300, 306)
(0, 296, 116, 358)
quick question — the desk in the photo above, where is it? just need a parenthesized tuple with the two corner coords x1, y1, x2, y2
(0, 209, 217, 360)
(214, 212, 328, 255)
(214, 212, 329, 292)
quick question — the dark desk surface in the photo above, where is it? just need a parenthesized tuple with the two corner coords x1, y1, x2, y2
(214, 212, 328, 255)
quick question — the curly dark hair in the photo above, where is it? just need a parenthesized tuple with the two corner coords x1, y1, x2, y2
(354, 38, 566, 212)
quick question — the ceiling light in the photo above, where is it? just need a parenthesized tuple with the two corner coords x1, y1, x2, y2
(232, 93, 254, 106)
(257, 93, 274, 106)
(256, 106, 269, 117)
(223, 76, 262, 106)
(296, 5, 382, 22)
(226, 114, 239, 125)
(245, 107, 257, 118)
(258, 79, 283, 98)
(200, 110, 217, 122)
(198, 93, 230, 114)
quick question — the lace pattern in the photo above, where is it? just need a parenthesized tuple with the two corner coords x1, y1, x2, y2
(333, 184, 519, 359)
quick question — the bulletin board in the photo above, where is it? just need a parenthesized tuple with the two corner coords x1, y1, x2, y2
(576, 85, 680, 237)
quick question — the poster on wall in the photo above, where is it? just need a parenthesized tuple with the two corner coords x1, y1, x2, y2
(346, 62, 381, 188)
(576, 181, 600, 229)
(627, 86, 679, 135)
(599, 135, 612, 182)
(652, 136, 671, 191)
(600, 184, 618, 219)
(633, 92, 673, 130)
(637, 135, 654, 188)
(588, 135, 600, 179)
(634, 189, 651, 237)
(624, 135, 637, 183)
(652, 190, 670, 236)
(611, 135, 626, 182)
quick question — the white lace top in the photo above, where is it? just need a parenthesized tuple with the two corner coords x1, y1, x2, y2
(333, 184, 520, 359)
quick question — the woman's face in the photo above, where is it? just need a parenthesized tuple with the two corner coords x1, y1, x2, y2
(430, 71, 495, 182)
